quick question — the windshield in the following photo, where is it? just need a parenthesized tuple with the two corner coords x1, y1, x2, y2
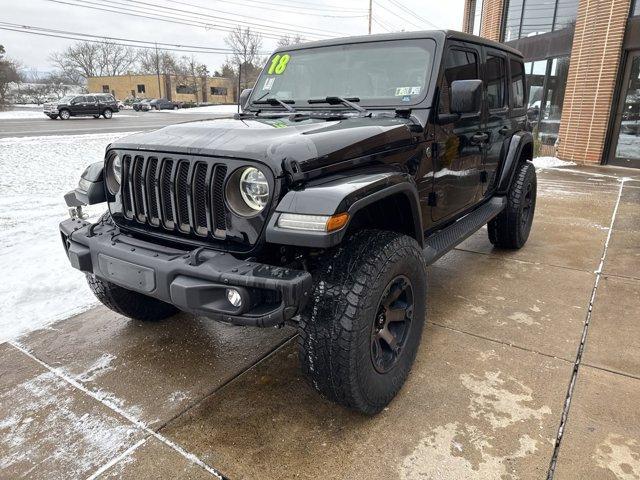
(59, 95, 75, 103)
(250, 39, 436, 109)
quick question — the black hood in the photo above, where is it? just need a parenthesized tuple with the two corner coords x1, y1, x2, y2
(109, 114, 421, 177)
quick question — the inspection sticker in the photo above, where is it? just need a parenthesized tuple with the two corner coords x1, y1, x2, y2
(395, 86, 421, 96)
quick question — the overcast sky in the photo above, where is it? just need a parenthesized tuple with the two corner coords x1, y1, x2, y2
(0, 0, 464, 76)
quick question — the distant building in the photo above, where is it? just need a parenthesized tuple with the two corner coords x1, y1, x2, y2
(463, 0, 640, 168)
(87, 73, 234, 104)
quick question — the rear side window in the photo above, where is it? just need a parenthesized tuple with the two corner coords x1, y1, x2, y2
(486, 54, 506, 109)
(439, 48, 479, 113)
(510, 59, 525, 108)
(86, 95, 96, 102)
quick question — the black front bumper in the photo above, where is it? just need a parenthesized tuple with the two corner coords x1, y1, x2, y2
(60, 218, 313, 327)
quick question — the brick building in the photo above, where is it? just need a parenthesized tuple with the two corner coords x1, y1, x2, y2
(87, 74, 234, 105)
(463, 0, 640, 168)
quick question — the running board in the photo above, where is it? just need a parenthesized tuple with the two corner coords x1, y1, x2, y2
(423, 196, 507, 265)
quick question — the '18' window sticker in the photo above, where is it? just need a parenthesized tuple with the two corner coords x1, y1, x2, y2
(268, 54, 291, 75)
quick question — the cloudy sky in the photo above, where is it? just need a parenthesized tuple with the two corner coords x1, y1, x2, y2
(0, 0, 464, 75)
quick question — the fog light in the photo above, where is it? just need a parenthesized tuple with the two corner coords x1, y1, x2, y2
(226, 288, 242, 308)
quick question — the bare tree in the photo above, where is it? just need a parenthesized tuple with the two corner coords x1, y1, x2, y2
(224, 26, 263, 98)
(49, 41, 138, 84)
(0, 45, 23, 104)
(276, 35, 304, 49)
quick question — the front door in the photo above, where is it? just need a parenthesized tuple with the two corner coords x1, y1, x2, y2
(431, 42, 484, 222)
(482, 48, 510, 195)
(609, 51, 640, 168)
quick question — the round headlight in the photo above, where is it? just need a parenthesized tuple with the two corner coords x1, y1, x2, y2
(106, 154, 121, 195)
(239, 167, 269, 211)
(226, 167, 270, 216)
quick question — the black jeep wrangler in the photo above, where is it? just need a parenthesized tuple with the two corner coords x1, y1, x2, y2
(60, 31, 536, 415)
(44, 93, 119, 120)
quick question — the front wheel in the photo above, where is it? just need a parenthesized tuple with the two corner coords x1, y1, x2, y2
(59, 109, 70, 120)
(102, 109, 113, 119)
(488, 160, 537, 249)
(298, 230, 427, 415)
(86, 273, 179, 321)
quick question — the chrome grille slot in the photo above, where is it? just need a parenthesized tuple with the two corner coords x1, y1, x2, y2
(192, 162, 209, 236)
(212, 164, 227, 234)
(160, 158, 175, 229)
(122, 155, 134, 219)
(132, 156, 147, 223)
(146, 157, 160, 226)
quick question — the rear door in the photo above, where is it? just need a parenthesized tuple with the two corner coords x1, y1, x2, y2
(85, 95, 99, 115)
(481, 47, 510, 196)
(431, 41, 485, 222)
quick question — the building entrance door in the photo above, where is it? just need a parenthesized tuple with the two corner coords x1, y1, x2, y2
(609, 51, 640, 168)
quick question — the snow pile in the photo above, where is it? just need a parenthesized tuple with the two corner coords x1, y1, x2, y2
(0, 110, 47, 120)
(0, 132, 136, 341)
(155, 104, 239, 115)
(532, 156, 576, 169)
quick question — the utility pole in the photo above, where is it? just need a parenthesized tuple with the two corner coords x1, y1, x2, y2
(155, 42, 162, 98)
(368, 0, 372, 34)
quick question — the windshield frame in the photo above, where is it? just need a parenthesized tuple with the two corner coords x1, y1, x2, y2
(247, 37, 439, 111)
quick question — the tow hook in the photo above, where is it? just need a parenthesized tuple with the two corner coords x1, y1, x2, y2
(69, 205, 88, 220)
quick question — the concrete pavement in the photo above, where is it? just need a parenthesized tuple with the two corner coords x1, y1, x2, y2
(0, 110, 230, 138)
(1, 165, 639, 479)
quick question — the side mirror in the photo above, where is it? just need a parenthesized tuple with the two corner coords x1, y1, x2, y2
(239, 88, 252, 111)
(450, 79, 482, 115)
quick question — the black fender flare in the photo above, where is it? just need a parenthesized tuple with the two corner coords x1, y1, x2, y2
(266, 170, 423, 248)
(496, 131, 533, 195)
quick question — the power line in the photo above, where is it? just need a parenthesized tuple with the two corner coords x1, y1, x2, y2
(44, 0, 330, 41)
(165, 0, 368, 17)
(386, 0, 440, 29)
(220, 0, 367, 13)
(0, 22, 246, 52)
(0, 25, 252, 55)
(121, 0, 346, 37)
(373, 1, 425, 30)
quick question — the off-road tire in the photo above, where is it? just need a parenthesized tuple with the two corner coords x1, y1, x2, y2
(102, 108, 113, 119)
(86, 273, 179, 321)
(298, 230, 427, 415)
(488, 160, 537, 249)
(59, 109, 70, 120)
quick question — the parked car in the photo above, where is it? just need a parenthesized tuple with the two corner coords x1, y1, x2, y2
(60, 31, 535, 415)
(132, 99, 153, 111)
(149, 98, 181, 110)
(43, 93, 118, 120)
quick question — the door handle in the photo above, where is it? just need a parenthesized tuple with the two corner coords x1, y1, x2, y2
(471, 132, 489, 144)
(498, 126, 511, 135)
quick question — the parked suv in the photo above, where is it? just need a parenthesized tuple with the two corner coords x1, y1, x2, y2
(44, 94, 119, 120)
(60, 31, 535, 415)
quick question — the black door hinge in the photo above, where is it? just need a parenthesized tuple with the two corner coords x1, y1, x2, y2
(428, 192, 438, 206)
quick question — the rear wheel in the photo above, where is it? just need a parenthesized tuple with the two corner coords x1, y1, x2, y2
(59, 109, 70, 120)
(86, 273, 179, 321)
(102, 108, 113, 119)
(298, 230, 427, 415)
(488, 160, 537, 249)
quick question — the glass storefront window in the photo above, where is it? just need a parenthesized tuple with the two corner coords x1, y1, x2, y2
(524, 56, 570, 146)
(473, 0, 484, 36)
(614, 55, 640, 165)
(502, 0, 578, 41)
(633, 0, 640, 16)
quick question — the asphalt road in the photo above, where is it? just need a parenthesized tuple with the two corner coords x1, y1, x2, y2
(0, 109, 232, 138)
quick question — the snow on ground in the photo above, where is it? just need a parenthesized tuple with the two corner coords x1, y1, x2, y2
(0, 132, 137, 341)
(0, 110, 49, 120)
(532, 156, 576, 169)
(152, 104, 238, 115)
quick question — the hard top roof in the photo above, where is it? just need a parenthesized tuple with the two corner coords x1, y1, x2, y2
(274, 30, 523, 58)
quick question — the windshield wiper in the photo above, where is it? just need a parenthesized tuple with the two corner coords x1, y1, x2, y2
(307, 96, 367, 113)
(253, 97, 296, 112)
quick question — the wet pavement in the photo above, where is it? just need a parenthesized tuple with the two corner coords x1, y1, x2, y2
(1, 165, 639, 479)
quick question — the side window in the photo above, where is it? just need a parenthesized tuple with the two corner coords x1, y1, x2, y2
(75, 96, 86, 103)
(510, 59, 525, 108)
(86, 95, 96, 103)
(102, 85, 109, 93)
(439, 48, 479, 113)
(486, 54, 506, 109)
(137, 84, 146, 94)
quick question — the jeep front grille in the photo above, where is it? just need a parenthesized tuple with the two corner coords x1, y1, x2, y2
(120, 154, 228, 238)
